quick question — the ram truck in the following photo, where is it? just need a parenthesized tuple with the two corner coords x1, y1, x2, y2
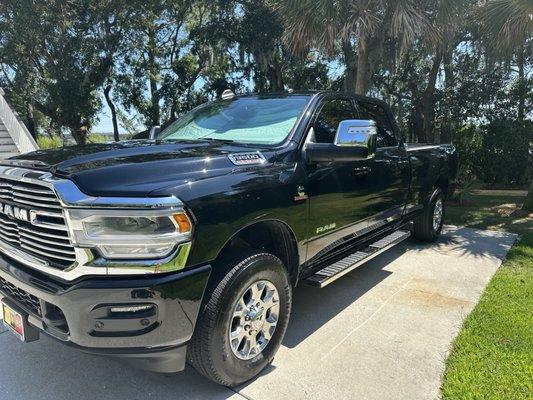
(0, 91, 457, 386)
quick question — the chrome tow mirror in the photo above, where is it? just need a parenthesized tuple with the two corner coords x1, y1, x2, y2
(334, 119, 377, 157)
(306, 119, 377, 164)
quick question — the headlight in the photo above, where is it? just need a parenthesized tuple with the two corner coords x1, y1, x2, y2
(65, 209, 192, 259)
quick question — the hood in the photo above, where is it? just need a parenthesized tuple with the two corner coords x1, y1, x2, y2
(2, 140, 273, 197)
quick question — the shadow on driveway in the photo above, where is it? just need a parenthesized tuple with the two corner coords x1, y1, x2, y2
(283, 246, 404, 348)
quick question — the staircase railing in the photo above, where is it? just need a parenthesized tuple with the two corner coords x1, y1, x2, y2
(0, 87, 39, 154)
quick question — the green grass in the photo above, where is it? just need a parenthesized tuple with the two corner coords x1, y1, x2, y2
(36, 135, 63, 149)
(88, 133, 108, 143)
(441, 194, 533, 400)
(446, 194, 531, 236)
(36, 133, 109, 149)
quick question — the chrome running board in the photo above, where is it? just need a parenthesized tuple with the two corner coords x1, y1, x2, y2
(304, 230, 410, 288)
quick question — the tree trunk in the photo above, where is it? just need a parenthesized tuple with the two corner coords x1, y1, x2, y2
(103, 85, 120, 142)
(441, 48, 454, 144)
(411, 105, 425, 142)
(342, 40, 357, 93)
(421, 50, 443, 144)
(517, 44, 525, 122)
(268, 56, 284, 91)
(523, 179, 533, 212)
(252, 51, 268, 92)
(355, 36, 369, 95)
(147, 27, 160, 126)
(268, 66, 284, 91)
(25, 102, 37, 140)
(169, 100, 178, 124)
(71, 125, 89, 145)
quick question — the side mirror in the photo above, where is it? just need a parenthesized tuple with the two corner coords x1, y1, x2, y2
(334, 119, 377, 150)
(149, 125, 161, 140)
(307, 119, 377, 163)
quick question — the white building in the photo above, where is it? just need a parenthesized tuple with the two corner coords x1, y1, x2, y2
(0, 88, 39, 158)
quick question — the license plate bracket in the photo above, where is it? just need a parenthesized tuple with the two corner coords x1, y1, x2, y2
(1, 299, 40, 342)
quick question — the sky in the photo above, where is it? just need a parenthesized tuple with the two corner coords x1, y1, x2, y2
(94, 107, 116, 134)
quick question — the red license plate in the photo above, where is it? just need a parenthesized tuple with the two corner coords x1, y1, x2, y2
(1, 302, 26, 341)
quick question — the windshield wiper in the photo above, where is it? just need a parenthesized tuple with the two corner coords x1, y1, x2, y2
(200, 137, 236, 143)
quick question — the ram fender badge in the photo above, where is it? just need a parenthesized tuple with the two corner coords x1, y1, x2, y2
(228, 152, 266, 166)
(316, 223, 337, 234)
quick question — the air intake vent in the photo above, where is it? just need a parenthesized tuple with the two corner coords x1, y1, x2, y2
(0, 277, 42, 316)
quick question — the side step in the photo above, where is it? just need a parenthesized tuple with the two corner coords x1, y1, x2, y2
(304, 230, 410, 288)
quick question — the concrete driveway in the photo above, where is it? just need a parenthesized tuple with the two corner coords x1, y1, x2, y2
(0, 226, 516, 400)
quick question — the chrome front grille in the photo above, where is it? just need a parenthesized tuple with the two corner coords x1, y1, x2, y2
(0, 177, 75, 269)
(0, 181, 62, 210)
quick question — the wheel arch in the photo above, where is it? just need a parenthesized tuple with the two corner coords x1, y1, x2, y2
(212, 219, 301, 286)
(434, 175, 449, 200)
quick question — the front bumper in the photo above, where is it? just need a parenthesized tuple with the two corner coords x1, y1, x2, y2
(0, 252, 210, 373)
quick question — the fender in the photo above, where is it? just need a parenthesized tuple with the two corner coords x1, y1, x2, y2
(150, 156, 310, 269)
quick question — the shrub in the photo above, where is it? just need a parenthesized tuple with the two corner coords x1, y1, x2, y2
(88, 133, 108, 143)
(476, 120, 530, 187)
(454, 120, 531, 188)
(36, 135, 63, 149)
(453, 124, 482, 184)
(36, 133, 110, 149)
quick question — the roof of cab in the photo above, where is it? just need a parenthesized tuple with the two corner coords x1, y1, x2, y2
(233, 90, 384, 105)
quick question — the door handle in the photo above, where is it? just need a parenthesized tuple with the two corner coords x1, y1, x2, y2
(354, 166, 371, 175)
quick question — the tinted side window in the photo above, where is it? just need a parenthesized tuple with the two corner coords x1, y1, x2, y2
(356, 101, 397, 147)
(313, 99, 355, 143)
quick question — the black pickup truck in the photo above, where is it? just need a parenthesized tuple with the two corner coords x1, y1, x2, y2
(0, 91, 457, 386)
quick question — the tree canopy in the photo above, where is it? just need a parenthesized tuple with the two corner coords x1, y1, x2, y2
(0, 0, 531, 150)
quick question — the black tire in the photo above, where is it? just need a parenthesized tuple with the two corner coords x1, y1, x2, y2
(187, 252, 292, 387)
(412, 187, 444, 242)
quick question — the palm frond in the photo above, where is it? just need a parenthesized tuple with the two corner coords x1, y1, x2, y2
(276, 0, 345, 56)
(389, 0, 431, 51)
(477, 0, 533, 53)
(343, 0, 383, 45)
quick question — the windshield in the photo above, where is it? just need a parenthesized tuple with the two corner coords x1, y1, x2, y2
(159, 95, 310, 145)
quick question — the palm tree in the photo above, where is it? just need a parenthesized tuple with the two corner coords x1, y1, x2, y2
(277, 0, 431, 95)
(477, 0, 533, 121)
(415, 0, 468, 143)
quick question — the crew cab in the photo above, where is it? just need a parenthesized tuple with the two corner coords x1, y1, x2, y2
(0, 91, 457, 386)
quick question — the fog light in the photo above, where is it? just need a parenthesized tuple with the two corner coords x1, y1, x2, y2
(109, 305, 154, 314)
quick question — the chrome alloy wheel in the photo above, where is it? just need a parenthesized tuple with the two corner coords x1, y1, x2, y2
(229, 280, 280, 360)
(433, 198, 443, 231)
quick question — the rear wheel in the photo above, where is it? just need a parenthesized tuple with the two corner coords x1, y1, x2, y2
(188, 252, 292, 387)
(412, 187, 444, 242)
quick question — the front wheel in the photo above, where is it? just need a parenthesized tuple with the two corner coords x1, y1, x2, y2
(412, 187, 444, 242)
(188, 252, 292, 387)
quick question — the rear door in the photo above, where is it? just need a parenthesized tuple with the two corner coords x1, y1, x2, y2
(353, 99, 410, 222)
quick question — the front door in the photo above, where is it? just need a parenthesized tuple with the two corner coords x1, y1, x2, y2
(305, 97, 374, 263)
